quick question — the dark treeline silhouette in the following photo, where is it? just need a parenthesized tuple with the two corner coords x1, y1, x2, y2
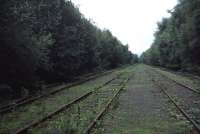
(141, 0, 200, 73)
(0, 0, 138, 99)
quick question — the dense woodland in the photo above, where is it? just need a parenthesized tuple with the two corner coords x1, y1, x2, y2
(141, 0, 200, 73)
(0, 0, 138, 99)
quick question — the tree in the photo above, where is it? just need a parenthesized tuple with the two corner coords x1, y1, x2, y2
(141, 0, 200, 73)
(0, 0, 137, 99)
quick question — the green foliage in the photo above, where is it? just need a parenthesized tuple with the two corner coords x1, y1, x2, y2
(0, 0, 137, 98)
(141, 0, 200, 72)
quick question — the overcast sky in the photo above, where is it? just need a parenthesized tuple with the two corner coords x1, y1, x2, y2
(72, 0, 178, 55)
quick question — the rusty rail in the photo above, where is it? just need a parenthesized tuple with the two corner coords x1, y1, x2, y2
(13, 72, 121, 134)
(0, 70, 115, 114)
(152, 79, 200, 133)
(150, 67, 200, 94)
(84, 78, 130, 134)
(14, 91, 93, 134)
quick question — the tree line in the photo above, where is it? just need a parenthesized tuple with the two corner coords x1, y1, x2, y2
(0, 0, 138, 98)
(141, 0, 200, 74)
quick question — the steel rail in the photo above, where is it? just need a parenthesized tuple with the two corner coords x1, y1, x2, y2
(152, 79, 200, 133)
(150, 67, 200, 94)
(13, 73, 121, 134)
(14, 91, 93, 134)
(0, 70, 114, 114)
(84, 77, 130, 134)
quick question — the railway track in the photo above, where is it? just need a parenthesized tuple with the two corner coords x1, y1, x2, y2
(9, 72, 123, 134)
(14, 91, 93, 134)
(0, 70, 115, 114)
(0, 82, 66, 111)
(151, 78, 200, 133)
(152, 66, 200, 82)
(146, 68, 200, 133)
(13, 72, 131, 134)
(149, 67, 200, 94)
(84, 77, 130, 134)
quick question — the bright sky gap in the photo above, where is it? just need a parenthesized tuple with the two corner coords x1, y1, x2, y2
(72, 0, 178, 55)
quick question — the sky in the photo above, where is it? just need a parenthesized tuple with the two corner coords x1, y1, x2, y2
(72, 0, 178, 55)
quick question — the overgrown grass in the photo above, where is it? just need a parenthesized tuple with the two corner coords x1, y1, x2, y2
(92, 64, 193, 134)
(0, 68, 125, 133)
(154, 66, 200, 91)
(29, 66, 134, 134)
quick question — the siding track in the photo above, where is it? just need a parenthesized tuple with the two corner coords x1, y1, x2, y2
(147, 68, 200, 133)
(0, 70, 114, 114)
(12, 72, 122, 134)
(150, 67, 200, 94)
